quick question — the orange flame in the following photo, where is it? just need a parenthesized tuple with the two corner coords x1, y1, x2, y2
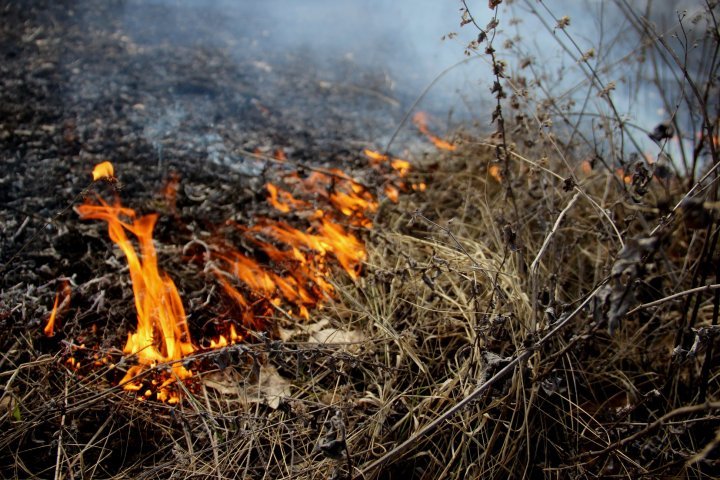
(385, 184, 399, 202)
(76, 197, 194, 402)
(363, 149, 411, 177)
(92, 161, 115, 181)
(488, 165, 502, 182)
(162, 172, 181, 212)
(274, 149, 287, 161)
(266, 183, 309, 213)
(44, 281, 71, 337)
(362, 149, 415, 203)
(210, 166, 379, 324)
(615, 168, 633, 185)
(412, 112, 456, 151)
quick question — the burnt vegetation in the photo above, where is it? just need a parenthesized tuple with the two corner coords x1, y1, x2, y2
(1, 0, 720, 479)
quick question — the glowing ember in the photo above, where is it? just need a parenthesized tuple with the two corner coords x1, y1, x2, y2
(412, 112, 456, 151)
(362, 149, 416, 203)
(92, 161, 115, 181)
(580, 160, 593, 175)
(363, 149, 411, 176)
(44, 281, 70, 337)
(274, 149, 287, 161)
(76, 196, 194, 403)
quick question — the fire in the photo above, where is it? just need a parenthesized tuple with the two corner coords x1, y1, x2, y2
(266, 183, 309, 213)
(615, 167, 633, 185)
(412, 112, 457, 151)
(76, 196, 194, 402)
(162, 172, 181, 212)
(362, 149, 417, 202)
(363, 149, 410, 177)
(274, 149, 287, 161)
(488, 165, 502, 182)
(71, 146, 416, 403)
(385, 184, 399, 202)
(44, 281, 71, 337)
(92, 161, 115, 181)
(211, 168, 375, 324)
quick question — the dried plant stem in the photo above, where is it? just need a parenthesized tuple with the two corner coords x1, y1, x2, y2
(530, 192, 580, 272)
(53, 377, 68, 480)
(628, 283, 720, 315)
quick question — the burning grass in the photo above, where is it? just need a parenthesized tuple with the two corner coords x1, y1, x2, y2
(2, 1, 720, 478)
(3, 130, 719, 478)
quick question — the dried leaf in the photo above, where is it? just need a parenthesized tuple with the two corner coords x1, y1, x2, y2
(204, 365, 290, 409)
(310, 328, 365, 350)
(277, 319, 330, 341)
(648, 122, 674, 142)
(556, 16, 571, 29)
(594, 237, 658, 334)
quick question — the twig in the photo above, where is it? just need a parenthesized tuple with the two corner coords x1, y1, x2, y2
(53, 377, 68, 480)
(627, 283, 720, 315)
(530, 192, 580, 272)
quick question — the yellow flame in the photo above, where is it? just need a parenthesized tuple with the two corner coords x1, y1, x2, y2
(92, 161, 115, 181)
(77, 197, 194, 402)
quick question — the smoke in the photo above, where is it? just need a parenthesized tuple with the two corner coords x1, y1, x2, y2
(116, 0, 478, 107)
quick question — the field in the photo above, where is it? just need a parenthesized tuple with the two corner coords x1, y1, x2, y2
(1, 1, 719, 478)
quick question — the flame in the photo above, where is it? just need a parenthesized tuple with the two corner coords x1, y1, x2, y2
(362, 149, 416, 203)
(385, 184, 399, 202)
(266, 183, 309, 213)
(488, 165, 502, 182)
(412, 112, 456, 151)
(92, 161, 115, 181)
(210, 165, 381, 324)
(44, 281, 71, 337)
(363, 149, 411, 176)
(615, 168, 633, 184)
(76, 197, 194, 402)
(580, 160, 593, 175)
(162, 172, 181, 212)
(274, 149, 287, 161)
